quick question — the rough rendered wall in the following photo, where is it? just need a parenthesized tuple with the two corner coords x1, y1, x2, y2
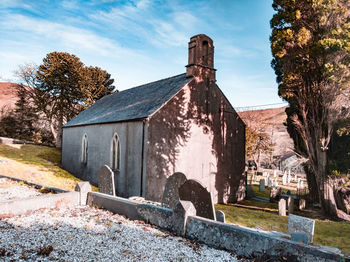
(62, 121, 144, 198)
(146, 80, 245, 203)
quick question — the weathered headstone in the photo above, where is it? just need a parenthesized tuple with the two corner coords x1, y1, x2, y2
(279, 198, 286, 216)
(215, 210, 225, 223)
(97, 165, 115, 196)
(179, 179, 216, 220)
(161, 172, 187, 209)
(74, 182, 92, 205)
(270, 187, 280, 200)
(282, 172, 287, 185)
(287, 214, 315, 243)
(288, 196, 294, 214)
(266, 174, 270, 186)
(273, 169, 277, 178)
(287, 170, 291, 184)
(299, 198, 306, 210)
(259, 179, 265, 192)
(267, 176, 272, 188)
(297, 178, 302, 190)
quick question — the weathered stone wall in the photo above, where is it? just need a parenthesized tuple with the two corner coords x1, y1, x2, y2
(62, 121, 144, 198)
(146, 79, 245, 203)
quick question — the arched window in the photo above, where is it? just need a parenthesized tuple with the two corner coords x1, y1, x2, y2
(111, 133, 121, 170)
(81, 134, 88, 164)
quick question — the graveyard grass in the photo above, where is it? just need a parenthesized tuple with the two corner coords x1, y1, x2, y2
(216, 203, 350, 256)
(0, 144, 98, 191)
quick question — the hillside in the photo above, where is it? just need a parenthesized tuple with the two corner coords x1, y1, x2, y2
(0, 82, 19, 110)
(238, 107, 294, 160)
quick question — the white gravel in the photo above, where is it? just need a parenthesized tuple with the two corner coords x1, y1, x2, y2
(0, 178, 42, 201)
(0, 180, 241, 262)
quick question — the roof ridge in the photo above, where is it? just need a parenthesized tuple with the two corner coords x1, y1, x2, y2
(115, 73, 186, 94)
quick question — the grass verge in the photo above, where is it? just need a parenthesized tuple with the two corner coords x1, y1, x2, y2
(216, 203, 350, 256)
(0, 144, 98, 191)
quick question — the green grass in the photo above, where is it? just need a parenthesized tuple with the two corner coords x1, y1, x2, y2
(216, 203, 350, 256)
(0, 144, 98, 191)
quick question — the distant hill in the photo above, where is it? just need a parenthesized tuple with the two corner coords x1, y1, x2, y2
(0, 82, 19, 110)
(238, 107, 294, 160)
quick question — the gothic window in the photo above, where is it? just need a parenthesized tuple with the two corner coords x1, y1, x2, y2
(111, 133, 121, 170)
(81, 134, 88, 164)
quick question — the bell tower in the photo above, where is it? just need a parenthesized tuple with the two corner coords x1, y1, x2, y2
(186, 34, 216, 82)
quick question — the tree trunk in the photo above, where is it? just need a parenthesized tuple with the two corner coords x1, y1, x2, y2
(55, 115, 63, 148)
(304, 165, 320, 203)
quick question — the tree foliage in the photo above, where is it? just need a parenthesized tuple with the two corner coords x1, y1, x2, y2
(245, 127, 273, 166)
(270, 0, 350, 218)
(16, 52, 115, 147)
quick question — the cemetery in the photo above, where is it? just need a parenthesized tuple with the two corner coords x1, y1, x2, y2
(0, 1, 350, 261)
(0, 144, 349, 261)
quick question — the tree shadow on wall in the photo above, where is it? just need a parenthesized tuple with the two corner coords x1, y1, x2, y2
(146, 73, 245, 203)
(185, 75, 245, 203)
(146, 88, 192, 200)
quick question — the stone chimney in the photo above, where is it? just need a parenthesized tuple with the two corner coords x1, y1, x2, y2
(186, 34, 216, 82)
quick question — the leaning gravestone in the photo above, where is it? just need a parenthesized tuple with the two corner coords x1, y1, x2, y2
(278, 198, 286, 216)
(161, 172, 187, 209)
(97, 165, 115, 196)
(259, 179, 265, 192)
(287, 214, 315, 243)
(179, 179, 216, 220)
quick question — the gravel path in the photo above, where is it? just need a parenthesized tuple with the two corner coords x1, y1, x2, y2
(0, 180, 240, 262)
(0, 178, 42, 201)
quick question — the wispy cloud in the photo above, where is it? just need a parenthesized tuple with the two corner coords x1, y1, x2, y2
(0, 14, 141, 58)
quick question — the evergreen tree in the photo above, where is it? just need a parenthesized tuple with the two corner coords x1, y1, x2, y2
(270, 0, 350, 218)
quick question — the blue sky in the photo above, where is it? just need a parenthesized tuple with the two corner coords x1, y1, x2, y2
(0, 0, 286, 108)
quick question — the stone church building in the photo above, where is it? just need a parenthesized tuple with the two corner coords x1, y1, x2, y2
(62, 34, 246, 203)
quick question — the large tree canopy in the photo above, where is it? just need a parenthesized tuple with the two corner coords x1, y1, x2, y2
(270, 0, 350, 218)
(16, 52, 115, 147)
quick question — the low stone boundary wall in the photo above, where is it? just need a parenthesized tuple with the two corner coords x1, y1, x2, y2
(87, 192, 142, 220)
(86, 192, 346, 262)
(0, 136, 35, 145)
(0, 181, 91, 215)
(0, 192, 79, 215)
(185, 216, 343, 262)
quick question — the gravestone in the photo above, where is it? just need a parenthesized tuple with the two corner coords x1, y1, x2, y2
(97, 165, 115, 196)
(179, 179, 216, 220)
(297, 178, 302, 190)
(161, 172, 187, 209)
(270, 187, 280, 200)
(74, 182, 92, 205)
(278, 198, 286, 216)
(299, 198, 306, 210)
(267, 176, 272, 188)
(266, 174, 270, 186)
(287, 214, 315, 243)
(288, 196, 294, 214)
(282, 172, 287, 185)
(215, 210, 225, 223)
(259, 179, 265, 192)
(273, 169, 277, 178)
(287, 170, 291, 184)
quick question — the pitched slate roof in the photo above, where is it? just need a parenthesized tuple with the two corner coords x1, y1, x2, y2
(64, 73, 192, 127)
